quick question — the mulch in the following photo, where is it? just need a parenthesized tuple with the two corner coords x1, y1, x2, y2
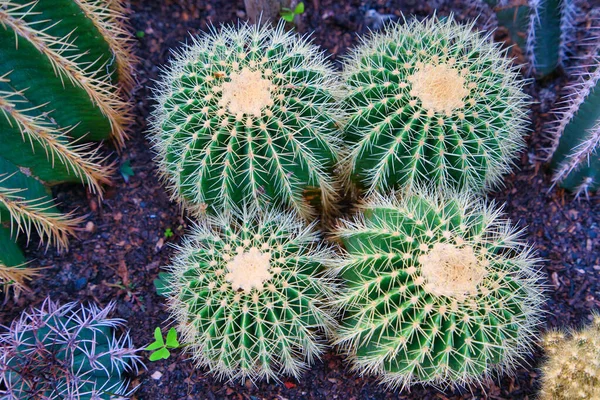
(1, 0, 599, 399)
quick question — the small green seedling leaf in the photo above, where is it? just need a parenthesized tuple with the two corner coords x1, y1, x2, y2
(120, 160, 134, 182)
(164, 228, 174, 238)
(281, 11, 294, 22)
(146, 327, 179, 361)
(294, 2, 304, 14)
(136, 30, 145, 38)
(166, 328, 180, 348)
(149, 347, 170, 361)
(153, 327, 164, 345)
(145, 340, 163, 351)
(147, 328, 164, 349)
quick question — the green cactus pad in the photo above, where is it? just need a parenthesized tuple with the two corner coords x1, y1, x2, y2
(341, 17, 529, 194)
(164, 207, 338, 381)
(333, 190, 544, 388)
(151, 23, 343, 219)
(0, 299, 143, 399)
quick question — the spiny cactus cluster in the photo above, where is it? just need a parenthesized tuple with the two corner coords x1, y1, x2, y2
(547, 57, 600, 196)
(540, 313, 600, 400)
(0, 0, 135, 292)
(341, 17, 529, 195)
(165, 207, 338, 381)
(333, 190, 544, 388)
(151, 22, 343, 219)
(148, 16, 546, 388)
(0, 299, 143, 399)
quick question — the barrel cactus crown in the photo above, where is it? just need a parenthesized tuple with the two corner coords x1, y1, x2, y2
(341, 16, 529, 195)
(540, 314, 600, 400)
(333, 190, 544, 388)
(151, 23, 344, 219)
(165, 207, 339, 381)
(0, 299, 143, 399)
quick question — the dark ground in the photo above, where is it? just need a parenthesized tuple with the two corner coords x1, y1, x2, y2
(2, 0, 600, 399)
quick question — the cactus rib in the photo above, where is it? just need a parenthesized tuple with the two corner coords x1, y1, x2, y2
(0, 0, 131, 146)
(547, 60, 600, 195)
(0, 176, 82, 251)
(0, 225, 37, 296)
(527, 0, 562, 77)
(73, 0, 137, 91)
(552, 123, 600, 196)
(0, 74, 112, 193)
(0, 262, 38, 296)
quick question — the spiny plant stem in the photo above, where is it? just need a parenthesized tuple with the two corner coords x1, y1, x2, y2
(547, 59, 600, 197)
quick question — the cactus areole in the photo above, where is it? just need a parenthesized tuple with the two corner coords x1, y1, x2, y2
(151, 23, 343, 218)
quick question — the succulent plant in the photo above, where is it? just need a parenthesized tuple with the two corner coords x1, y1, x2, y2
(540, 313, 600, 400)
(341, 16, 529, 195)
(0, 0, 136, 290)
(527, 0, 577, 77)
(150, 22, 343, 219)
(0, 298, 143, 399)
(164, 207, 338, 381)
(547, 58, 600, 196)
(333, 189, 544, 389)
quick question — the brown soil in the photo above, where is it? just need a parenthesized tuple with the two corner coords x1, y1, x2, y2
(1, 0, 599, 399)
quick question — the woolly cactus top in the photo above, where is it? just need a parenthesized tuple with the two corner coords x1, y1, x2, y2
(341, 16, 529, 194)
(540, 314, 600, 400)
(151, 23, 344, 218)
(333, 190, 544, 389)
(165, 207, 339, 382)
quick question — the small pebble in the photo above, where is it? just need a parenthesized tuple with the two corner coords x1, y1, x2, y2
(151, 371, 163, 380)
(85, 221, 96, 233)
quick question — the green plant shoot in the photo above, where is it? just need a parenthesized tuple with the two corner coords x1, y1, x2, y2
(146, 327, 180, 361)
